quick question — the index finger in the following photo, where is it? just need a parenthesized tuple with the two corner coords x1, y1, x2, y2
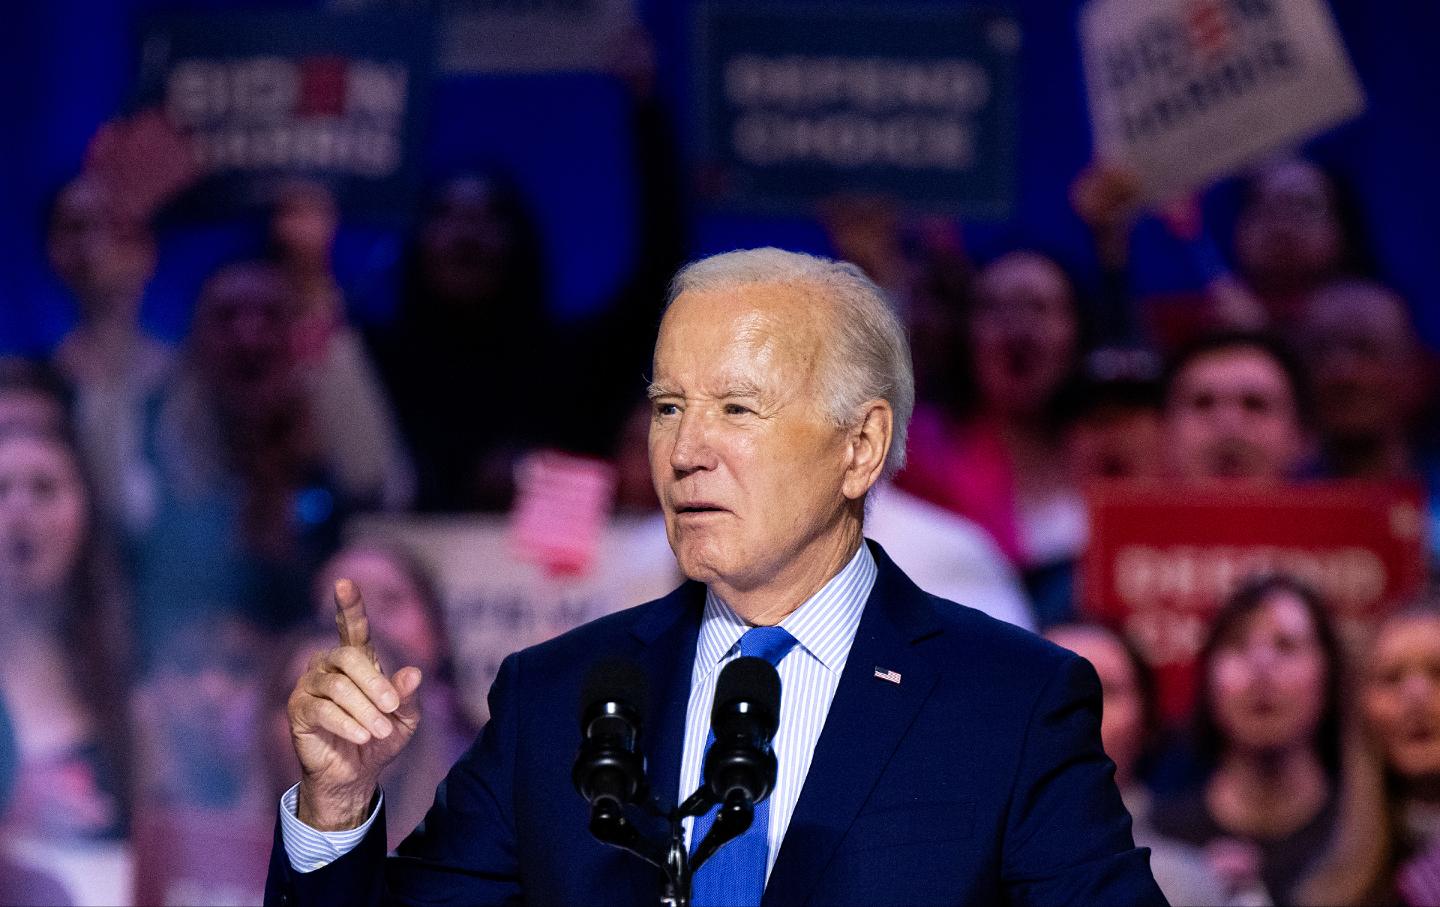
(333, 578, 371, 651)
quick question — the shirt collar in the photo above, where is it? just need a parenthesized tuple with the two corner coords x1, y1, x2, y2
(695, 543, 877, 680)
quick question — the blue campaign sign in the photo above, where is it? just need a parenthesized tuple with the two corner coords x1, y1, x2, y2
(695, 2, 1020, 217)
(134, 10, 433, 222)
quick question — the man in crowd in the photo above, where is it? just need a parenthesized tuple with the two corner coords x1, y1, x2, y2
(1161, 330, 1312, 483)
(265, 248, 1166, 906)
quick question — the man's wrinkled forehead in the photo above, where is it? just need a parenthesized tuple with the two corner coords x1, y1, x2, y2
(654, 282, 828, 383)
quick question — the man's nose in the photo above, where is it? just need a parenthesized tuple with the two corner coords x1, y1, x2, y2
(1399, 672, 1435, 706)
(670, 408, 716, 473)
(1209, 398, 1252, 434)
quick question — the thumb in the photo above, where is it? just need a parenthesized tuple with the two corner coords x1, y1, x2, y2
(391, 666, 423, 725)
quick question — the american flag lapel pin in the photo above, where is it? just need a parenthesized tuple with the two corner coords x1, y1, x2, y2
(873, 666, 902, 684)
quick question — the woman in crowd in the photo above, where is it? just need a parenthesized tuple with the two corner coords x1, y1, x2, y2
(369, 37, 685, 512)
(895, 248, 1086, 583)
(1151, 574, 1347, 905)
(369, 169, 557, 513)
(1295, 604, 1440, 906)
(1045, 623, 1228, 906)
(0, 426, 133, 900)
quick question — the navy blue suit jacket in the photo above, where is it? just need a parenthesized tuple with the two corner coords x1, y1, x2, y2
(265, 541, 1166, 906)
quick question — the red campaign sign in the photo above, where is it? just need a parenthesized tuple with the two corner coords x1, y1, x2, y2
(1080, 481, 1427, 722)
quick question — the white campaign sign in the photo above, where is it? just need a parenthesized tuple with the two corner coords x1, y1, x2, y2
(1080, 0, 1364, 199)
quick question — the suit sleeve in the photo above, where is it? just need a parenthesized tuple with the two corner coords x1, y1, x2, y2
(1000, 653, 1169, 907)
(263, 654, 525, 907)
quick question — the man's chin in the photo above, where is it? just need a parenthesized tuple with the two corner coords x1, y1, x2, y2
(670, 539, 729, 586)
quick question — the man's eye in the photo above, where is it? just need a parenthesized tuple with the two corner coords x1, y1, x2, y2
(724, 403, 752, 416)
(654, 402, 680, 417)
(1242, 394, 1273, 415)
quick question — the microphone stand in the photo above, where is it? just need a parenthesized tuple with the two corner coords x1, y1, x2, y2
(587, 784, 755, 907)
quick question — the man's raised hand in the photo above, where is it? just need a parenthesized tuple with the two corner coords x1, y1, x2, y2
(290, 578, 423, 830)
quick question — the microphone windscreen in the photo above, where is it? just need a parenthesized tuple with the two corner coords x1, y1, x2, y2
(712, 656, 780, 731)
(578, 657, 649, 724)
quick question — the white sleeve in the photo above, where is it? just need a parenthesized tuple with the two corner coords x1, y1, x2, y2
(278, 783, 384, 872)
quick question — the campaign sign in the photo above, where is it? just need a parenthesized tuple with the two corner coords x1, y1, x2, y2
(1081, 481, 1426, 721)
(134, 10, 431, 220)
(1080, 0, 1364, 201)
(439, 0, 639, 74)
(695, 2, 1019, 216)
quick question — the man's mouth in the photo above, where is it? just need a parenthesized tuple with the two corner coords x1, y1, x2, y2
(675, 503, 727, 516)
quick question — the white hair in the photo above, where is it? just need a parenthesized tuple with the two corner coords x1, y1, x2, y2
(666, 247, 914, 479)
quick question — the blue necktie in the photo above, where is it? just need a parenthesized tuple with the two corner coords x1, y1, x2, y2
(691, 626, 798, 907)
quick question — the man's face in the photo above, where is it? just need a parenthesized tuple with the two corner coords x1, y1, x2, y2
(192, 267, 302, 413)
(47, 178, 154, 314)
(648, 284, 856, 618)
(1300, 284, 1418, 441)
(970, 252, 1078, 417)
(1067, 405, 1164, 481)
(1164, 348, 1306, 483)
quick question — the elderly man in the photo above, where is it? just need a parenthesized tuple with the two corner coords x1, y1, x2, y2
(266, 249, 1165, 906)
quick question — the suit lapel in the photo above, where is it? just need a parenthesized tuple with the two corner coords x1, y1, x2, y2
(630, 581, 706, 816)
(762, 543, 941, 907)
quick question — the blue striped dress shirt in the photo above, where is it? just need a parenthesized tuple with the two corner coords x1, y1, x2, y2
(680, 542, 875, 881)
(280, 542, 877, 878)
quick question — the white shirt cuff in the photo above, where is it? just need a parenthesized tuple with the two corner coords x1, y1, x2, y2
(279, 782, 383, 872)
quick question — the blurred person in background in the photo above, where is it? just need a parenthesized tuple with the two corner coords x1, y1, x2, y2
(1297, 280, 1440, 501)
(1294, 604, 1440, 906)
(1018, 350, 1167, 627)
(0, 359, 70, 439)
(308, 541, 475, 848)
(132, 612, 272, 815)
(368, 169, 554, 512)
(1151, 574, 1346, 906)
(1062, 348, 1165, 484)
(819, 195, 973, 410)
(1161, 330, 1314, 484)
(129, 613, 279, 907)
(896, 248, 1085, 574)
(370, 32, 684, 512)
(1072, 155, 1375, 345)
(0, 427, 133, 902)
(1045, 622, 1227, 906)
(864, 481, 1036, 631)
(46, 174, 173, 534)
(1230, 157, 1375, 329)
(268, 180, 415, 512)
(130, 260, 346, 664)
(47, 174, 168, 390)
(0, 696, 74, 906)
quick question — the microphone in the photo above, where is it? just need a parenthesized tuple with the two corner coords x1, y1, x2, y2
(704, 655, 781, 809)
(573, 658, 649, 814)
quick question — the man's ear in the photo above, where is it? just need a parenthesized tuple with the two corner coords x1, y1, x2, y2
(842, 400, 893, 501)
